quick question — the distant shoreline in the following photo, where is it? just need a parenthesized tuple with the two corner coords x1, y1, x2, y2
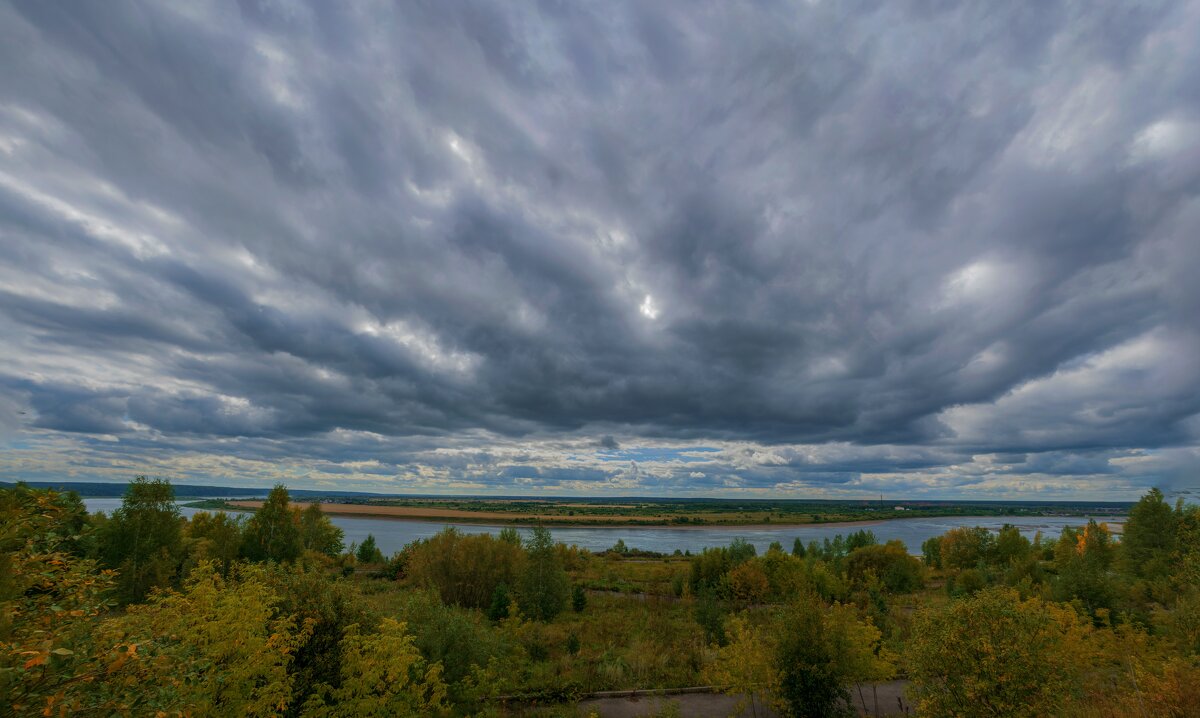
(209, 499, 1121, 530)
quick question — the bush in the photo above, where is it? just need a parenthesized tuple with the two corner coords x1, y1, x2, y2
(907, 587, 1089, 718)
(846, 541, 925, 594)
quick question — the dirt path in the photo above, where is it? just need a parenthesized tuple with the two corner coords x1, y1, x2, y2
(574, 682, 911, 717)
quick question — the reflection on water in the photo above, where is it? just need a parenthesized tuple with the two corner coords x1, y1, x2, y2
(83, 498, 1122, 556)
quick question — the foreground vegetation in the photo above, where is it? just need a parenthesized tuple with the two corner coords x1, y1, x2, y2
(2, 479, 1197, 716)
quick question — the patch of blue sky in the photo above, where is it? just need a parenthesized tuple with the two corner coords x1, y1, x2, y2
(596, 447, 721, 462)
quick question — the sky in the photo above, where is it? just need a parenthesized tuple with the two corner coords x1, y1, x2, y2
(1, 1, 1198, 500)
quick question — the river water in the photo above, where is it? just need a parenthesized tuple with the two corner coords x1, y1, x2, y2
(82, 498, 1121, 556)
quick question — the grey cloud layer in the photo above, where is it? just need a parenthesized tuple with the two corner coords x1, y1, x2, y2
(1, 0, 1198, 496)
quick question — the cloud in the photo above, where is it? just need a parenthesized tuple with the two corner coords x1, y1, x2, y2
(0, 0, 1198, 498)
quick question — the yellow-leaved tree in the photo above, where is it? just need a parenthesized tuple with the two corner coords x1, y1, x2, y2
(703, 616, 779, 718)
(300, 618, 448, 717)
(907, 587, 1090, 718)
(99, 561, 311, 716)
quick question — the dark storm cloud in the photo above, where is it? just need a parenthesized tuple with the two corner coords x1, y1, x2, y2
(1, 0, 1198, 496)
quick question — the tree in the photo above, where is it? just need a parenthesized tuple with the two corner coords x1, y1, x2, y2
(405, 528, 525, 609)
(727, 561, 770, 603)
(102, 562, 311, 717)
(907, 587, 1088, 717)
(846, 541, 925, 593)
(704, 617, 779, 718)
(299, 619, 447, 718)
(1122, 488, 1178, 579)
(356, 534, 383, 563)
(299, 502, 345, 556)
(1052, 520, 1116, 616)
(921, 536, 942, 568)
(1, 486, 129, 715)
(792, 538, 807, 558)
(939, 526, 995, 570)
(775, 597, 893, 718)
(101, 476, 182, 603)
(186, 510, 243, 576)
(994, 524, 1032, 566)
(695, 587, 727, 645)
(241, 485, 302, 563)
(518, 526, 568, 621)
(487, 583, 512, 622)
(571, 584, 588, 613)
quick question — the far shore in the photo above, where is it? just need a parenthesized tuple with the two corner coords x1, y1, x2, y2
(218, 500, 1120, 531)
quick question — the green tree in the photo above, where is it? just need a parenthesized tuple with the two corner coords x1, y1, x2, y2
(186, 510, 243, 576)
(518, 526, 568, 621)
(775, 597, 893, 718)
(1052, 520, 1116, 616)
(1122, 488, 1178, 579)
(241, 485, 302, 563)
(571, 584, 588, 613)
(299, 502, 344, 556)
(907, 587, 1088, 717)
(921, 536, 942, 568)
(994, 524, 1032, 566)
(939, 526, 996, 570)
(405, 528, 525, 609)
(101, 476, 182, 603)
(487, 583, 512, 622)
(695, 587, 727, 645)
(846, 541, 925, 593)
(356, 534, 383, 563)
(792, 537, 807, 558)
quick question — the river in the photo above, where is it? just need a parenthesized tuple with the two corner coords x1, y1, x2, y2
(82, 498, 1121, 556)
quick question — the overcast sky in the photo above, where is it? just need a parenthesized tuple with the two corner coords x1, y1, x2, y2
(1, 1, 1198, 499)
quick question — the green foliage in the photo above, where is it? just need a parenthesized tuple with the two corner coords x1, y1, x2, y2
(694, 587, 726, 645)
(299, 502, 345, 556)
(101, 476, 183, 603)
(106, 561, 311, 716)
(1, 485, 121, 715)
(498, 527, 522, 546)
(242, 484, 303, 563)
(939, 526, 996, 570)
(1052, 520, 1117, 616)
(907, 587, 1088, 717)
(487, 583, 512, 622)
(186, 510, 244, 576)
(1122, 488, 1178, 580)
(921, 535, 943, 568)
(727, 537, 757, 564)
(703, 616, 779, 717)
(390, 589, 513, 701)
(406, 528, 525, 609)
(519, 526, 569, 621)
(264, 564, 376, 716)
(845, 541, 925, 594)
(566, 631, 581, 656)
(792, 537, 807, 557)
(355, 534, 383, 563)
(572, 584, 588, 612)
(299, 619, 447, 717)
(775, 597, 892, 718)
(995, 524, 1033, 566)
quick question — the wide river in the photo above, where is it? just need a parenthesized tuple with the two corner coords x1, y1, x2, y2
(83, 498, 1122, 556)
